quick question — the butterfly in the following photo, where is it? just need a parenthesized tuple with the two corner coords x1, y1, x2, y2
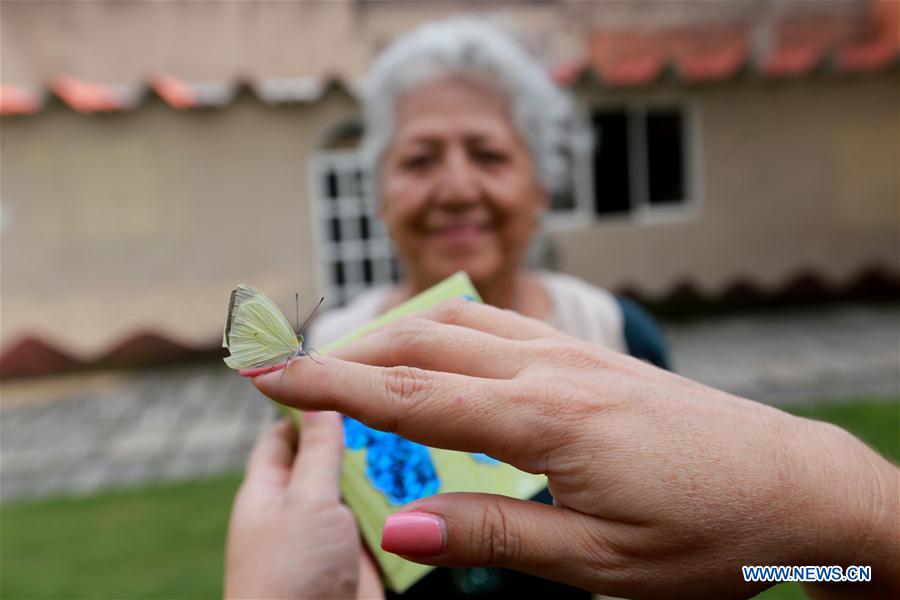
(222, 284, 324, 370)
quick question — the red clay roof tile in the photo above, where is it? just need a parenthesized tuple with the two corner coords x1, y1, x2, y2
(0, 85, 41, 115)
(52, 75, 122, 113)
(2, 9, 897, 116)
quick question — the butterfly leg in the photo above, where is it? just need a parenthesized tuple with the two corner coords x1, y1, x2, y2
(278, 358, 290, 382)
(279, 351, 300, 382)
(279, 345, 310, 381)
(305, 348, 324, 365)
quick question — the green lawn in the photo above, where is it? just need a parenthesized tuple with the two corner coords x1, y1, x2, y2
(1, 474, 243, 599)
(1, 397, 897, 600)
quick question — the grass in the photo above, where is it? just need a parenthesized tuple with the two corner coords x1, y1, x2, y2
(1, 474, 243, 599)
(786, 401, 899, 462)
(1, 397, 897, 600)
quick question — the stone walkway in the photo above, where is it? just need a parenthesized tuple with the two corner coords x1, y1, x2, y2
(667, 303, 899, 405)
(1, 303, 897, 502)
(1, 367, 276, 502)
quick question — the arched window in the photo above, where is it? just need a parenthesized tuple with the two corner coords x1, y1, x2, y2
(311, 119, 400, 306)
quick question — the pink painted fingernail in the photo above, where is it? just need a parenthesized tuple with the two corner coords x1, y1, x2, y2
(239, 363, 285, 378)
(381, 512, 445, 556)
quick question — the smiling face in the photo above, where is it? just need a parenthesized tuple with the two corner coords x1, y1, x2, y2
(378, 76, 548, 289)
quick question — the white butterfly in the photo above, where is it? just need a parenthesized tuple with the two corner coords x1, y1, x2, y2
(222, 284, 323, 370)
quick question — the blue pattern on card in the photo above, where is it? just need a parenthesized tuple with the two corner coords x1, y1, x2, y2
(343, 417, 439, 505)
(342, 417, 498, 505)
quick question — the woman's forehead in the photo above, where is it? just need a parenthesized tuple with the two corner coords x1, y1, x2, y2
(393, 77, 522, 146)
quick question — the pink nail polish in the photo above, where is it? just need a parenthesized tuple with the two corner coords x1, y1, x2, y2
(238, 363, 285, 378)
(381, 512, 445, 556)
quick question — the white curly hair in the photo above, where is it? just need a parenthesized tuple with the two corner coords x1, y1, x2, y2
(360, 17, 572, 194)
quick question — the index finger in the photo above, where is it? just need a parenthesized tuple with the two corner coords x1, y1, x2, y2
(251, 356, 550, 474)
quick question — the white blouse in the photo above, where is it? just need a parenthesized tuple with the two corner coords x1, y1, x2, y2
(306, 270, 627, 354)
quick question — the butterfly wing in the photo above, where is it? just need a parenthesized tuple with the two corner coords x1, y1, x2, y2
(223, 284, 300, 369)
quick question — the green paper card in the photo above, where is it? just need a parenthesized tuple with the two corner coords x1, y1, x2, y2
(278, 272, 546, 592)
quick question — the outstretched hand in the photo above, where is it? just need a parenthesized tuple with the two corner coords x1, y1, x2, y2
(248, 299, 898, 599)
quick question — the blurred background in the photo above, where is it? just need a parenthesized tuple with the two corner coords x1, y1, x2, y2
(1, 1, 897, 598)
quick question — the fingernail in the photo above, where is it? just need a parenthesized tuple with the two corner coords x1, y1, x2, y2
(239, 363, 285, 378)
(381, 512, 445, 557)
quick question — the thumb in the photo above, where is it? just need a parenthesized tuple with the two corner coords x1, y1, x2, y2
(380, 492, 612, 592)
(288, 411, 345, 503)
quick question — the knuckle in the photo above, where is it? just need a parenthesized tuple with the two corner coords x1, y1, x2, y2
(523, 377, 581, 418)
(433, 297, 468, 323)
(561, 380, 609, 423)
(477, 498, 521, 567)
(509, 376, 595, 456)
(544, 341, 602, 370)
(383, 364, 431, 400)
(375, 365, 433, 431)
(527, 338, 564, 363)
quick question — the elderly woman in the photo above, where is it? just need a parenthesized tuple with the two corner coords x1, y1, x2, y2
(307, 19, 668, 368)
(226, 18, 668, 600)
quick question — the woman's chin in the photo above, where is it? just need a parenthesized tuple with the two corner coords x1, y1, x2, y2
(421, 255, 504, 287)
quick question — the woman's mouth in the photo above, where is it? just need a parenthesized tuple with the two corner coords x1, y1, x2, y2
(427, 223, 490, 246)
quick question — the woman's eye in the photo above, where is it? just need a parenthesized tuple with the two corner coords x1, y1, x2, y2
(473, 150, 508, 166)
(400, 155, 434, 171)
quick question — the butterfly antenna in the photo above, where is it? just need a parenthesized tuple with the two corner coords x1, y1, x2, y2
(299, 296, 325, 334)
(295, 293, 300, 334)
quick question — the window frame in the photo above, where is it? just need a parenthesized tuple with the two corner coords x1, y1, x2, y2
(544, 126, 596, 231)
(547, 98, 702, 231)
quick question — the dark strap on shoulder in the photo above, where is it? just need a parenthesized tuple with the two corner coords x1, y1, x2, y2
(616, 296, 671, 370)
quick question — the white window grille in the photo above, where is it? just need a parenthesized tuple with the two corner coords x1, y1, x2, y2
(310, 151, 401, 306)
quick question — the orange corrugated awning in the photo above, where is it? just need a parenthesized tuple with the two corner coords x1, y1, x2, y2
(569, 7, 898, 88)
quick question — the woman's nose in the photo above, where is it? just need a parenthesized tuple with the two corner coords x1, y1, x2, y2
(433, 149, 480, 206)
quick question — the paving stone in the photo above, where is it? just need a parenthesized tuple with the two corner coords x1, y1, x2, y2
(664, 304, 899, 405)
(104, 461, 154, 488)
(105, 430, 175, 462)
(154, 452, 196, 481)
(65, 466, 112, 496)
